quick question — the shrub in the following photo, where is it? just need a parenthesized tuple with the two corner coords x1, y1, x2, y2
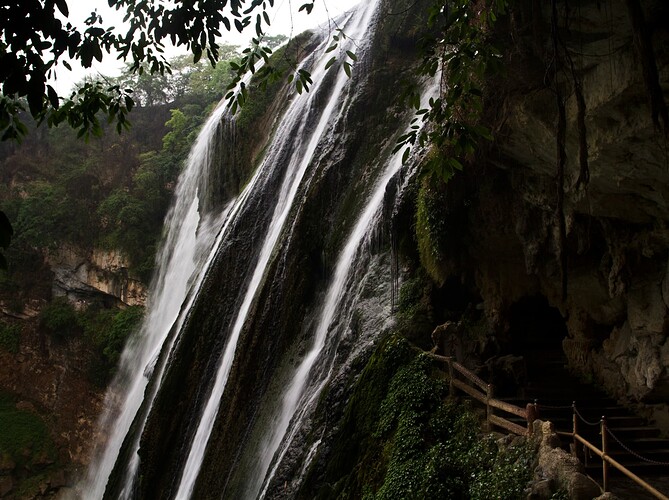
(0, 322, 20, 353)
(39, 297, 79, 338)
(81, 305, 144, 384)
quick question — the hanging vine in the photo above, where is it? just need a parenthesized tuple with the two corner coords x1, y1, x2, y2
(550, 0, 569, 301)
(624, 0, 669, 136)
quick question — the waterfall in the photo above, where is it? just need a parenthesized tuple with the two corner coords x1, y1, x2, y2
(80, 102, 236, 498)
(81, 0, 436, 497)
(251, 78, 439, 499)
(175, 3, 381, 497)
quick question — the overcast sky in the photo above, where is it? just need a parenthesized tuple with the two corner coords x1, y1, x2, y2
(52, 0, 361, 93)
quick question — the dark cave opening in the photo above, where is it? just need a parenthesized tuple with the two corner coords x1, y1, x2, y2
(507, 295, 567, 355)
(493, 295, 570, 396)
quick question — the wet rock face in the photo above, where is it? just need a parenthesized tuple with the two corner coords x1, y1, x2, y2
(432, 0, 669, 413)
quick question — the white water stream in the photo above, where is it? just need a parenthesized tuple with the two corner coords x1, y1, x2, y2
(174, 4, 381, 497)
(254, 77, 440, 499)
(80, 102, 235, 498)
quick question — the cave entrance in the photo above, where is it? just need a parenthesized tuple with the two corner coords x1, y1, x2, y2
(506, 295, 568, 389)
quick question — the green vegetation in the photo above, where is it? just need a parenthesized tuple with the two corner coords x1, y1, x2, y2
(396, 0, 507, 182)
(0, 322, 20, 353)
(0, 393, 56, 469)
(35, 298, 143, 383)
(0, 50, 243, 286)
(0, 0, 279, 140)
(396, 272, 434, 345)
(0, 392, 60, 498)
(38, 297, 79, 338)
(312, 336, 535, 499)
(80, 305, 144, 379)
(415, 180, 449, 285)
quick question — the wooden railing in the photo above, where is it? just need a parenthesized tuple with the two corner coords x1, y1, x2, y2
(425, 352, 533, 436)
(424, 350, 669, 499)
(425, 351, 668, 499)
(567, 411, 669, 500)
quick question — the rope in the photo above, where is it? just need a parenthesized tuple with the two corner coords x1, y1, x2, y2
(605, 427, 669, 466)
(574, 407, 600, 427)
(536, 403, 573, 410)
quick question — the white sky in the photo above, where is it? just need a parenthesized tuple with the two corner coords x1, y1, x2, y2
(51, 0, 361, 94)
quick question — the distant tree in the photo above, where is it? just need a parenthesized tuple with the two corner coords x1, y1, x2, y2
(112, 45, 242, 107)
(0, 0, 303, 142)
(0, 0, 302, 253)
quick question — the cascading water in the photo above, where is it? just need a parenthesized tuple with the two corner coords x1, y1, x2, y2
(252, 77, 439, 499)
(175, 4, 380, 497)
(82, 0, 436, 497)
(80, 102, 236, 498)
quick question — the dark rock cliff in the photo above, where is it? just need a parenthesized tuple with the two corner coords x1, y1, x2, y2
(416, 0, 669, 427)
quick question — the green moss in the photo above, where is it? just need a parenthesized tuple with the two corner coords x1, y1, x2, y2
(415, 178, 450, 285)
(396, 272, 434, 344)
(313, 336, 535, 500)
(0, 322, 20, 353)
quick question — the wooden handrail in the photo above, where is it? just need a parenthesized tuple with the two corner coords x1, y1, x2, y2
(489, 398, 527, 418)
(423, 350, 530, 436)
(452, 361, 488, 391)
(572, 433, 669, 500)
(452, 378, 486, 401)
(424, 349, 667, 500)
(489, 414, 529, 436)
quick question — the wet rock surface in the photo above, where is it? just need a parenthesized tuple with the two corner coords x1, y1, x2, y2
(434, 0, 669, 425)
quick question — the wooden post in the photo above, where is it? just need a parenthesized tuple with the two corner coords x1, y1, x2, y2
(486, 383, 493, 432)
(601, 416, 608, 493)
(572, 401, 578, 458)
(448, 359, 454, 397)
(526, 400, 538, 435)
